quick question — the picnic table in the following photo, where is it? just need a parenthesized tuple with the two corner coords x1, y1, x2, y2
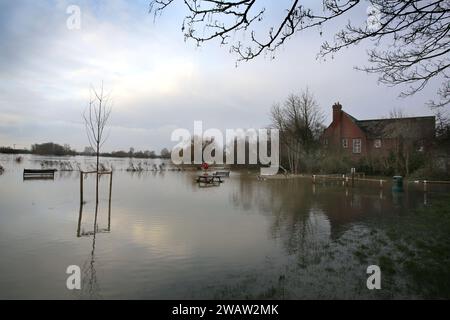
(196, 174, 224, 184)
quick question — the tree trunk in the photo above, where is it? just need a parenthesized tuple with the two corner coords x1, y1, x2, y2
(405, 149, 410, 177)
(96, 142, 99, 206)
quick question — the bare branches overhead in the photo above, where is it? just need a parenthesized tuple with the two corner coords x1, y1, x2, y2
(150, 0, 450, 106)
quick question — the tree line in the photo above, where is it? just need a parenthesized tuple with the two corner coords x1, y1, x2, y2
(0, 142, 171, 159)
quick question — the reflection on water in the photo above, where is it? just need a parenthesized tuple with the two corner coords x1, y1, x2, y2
(232, 177, 419, 245)
(0, 155, 449, 299)
(80, 233, 100, 299)
(76, 170, 113, 300)
(77, 172, 112, 237)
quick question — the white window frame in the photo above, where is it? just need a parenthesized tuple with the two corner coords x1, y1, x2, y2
(342, 138, 348, 148)
(352, 138, 362, 154)
(374, 139, 382, 148)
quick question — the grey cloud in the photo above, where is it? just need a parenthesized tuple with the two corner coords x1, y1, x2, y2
(0, 0, 439, 153)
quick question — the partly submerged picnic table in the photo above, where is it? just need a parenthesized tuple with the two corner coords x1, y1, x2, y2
(195, 170, 230, 186)
(196, 174, 224, 184)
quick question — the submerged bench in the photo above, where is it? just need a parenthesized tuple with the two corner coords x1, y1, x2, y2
(23, 169, 57, 180)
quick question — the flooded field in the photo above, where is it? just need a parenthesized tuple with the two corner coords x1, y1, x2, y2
(0, 154, 449, 299)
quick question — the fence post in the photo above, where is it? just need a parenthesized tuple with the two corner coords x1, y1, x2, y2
(80, 171, 83, 205)
(108, 171, 113, 231)
(77, 201, 83, 237)
(351, 167, 355, 188)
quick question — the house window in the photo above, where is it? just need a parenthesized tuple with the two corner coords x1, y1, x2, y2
(352, 139, 362, 154)
(374, 139, 382, 148)
(324, 139, 328, 146)
(342, 138, 348, 148)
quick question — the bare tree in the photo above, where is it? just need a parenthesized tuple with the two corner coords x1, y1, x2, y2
(389, 107, 408, 119)
(270, 89, 324, 174)
(150, 0, 449, 106)
(160, 148, 171, 159)
(83, 83, 112, 205)
(386, 108, 426, 176)
(435, 107, 450, 142)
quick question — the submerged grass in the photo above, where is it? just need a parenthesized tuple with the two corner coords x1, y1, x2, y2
(205, 195, 450, 299)
(379, 198, 450, 298)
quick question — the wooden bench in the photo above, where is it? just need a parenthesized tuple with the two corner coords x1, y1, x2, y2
(23, 169, 56, 180)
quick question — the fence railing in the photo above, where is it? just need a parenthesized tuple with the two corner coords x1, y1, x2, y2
(309, 174, 450, 191)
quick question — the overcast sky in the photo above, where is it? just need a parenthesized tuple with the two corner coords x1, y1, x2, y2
(0, 0, 441, 152)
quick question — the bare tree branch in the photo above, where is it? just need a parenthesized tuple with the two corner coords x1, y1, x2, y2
(270, 89, 324, 173)
(82, 83, 112, 205)
(150, 0, 450, 106)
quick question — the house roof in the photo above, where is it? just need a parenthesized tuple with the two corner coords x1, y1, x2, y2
(343, 111, 358, 123)
(355, 116, 435, 139)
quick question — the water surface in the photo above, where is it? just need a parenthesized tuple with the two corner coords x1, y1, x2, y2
(0, 154, 449, 299)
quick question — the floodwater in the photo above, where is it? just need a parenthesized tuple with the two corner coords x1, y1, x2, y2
(0, 154, 449, 299)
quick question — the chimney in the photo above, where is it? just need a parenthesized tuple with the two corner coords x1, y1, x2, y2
(332, 102, 342, 123)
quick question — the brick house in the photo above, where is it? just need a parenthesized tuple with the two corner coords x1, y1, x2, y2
(322, 102, 435, 159)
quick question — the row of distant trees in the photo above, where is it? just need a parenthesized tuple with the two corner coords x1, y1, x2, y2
(31, 143, 77, 156)
(0, 143, 171, 159)
(0, 147, 31, 154)
(83, 146, 171, 159)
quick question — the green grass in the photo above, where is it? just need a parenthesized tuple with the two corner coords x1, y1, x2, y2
(204, 195, 450, 299)
(376, 197, 450, 298)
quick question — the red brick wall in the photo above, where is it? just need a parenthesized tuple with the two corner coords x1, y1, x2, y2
(322, 106, 435, 164)
(323, 107, 367, 158)
(366, 138, 398, 157)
